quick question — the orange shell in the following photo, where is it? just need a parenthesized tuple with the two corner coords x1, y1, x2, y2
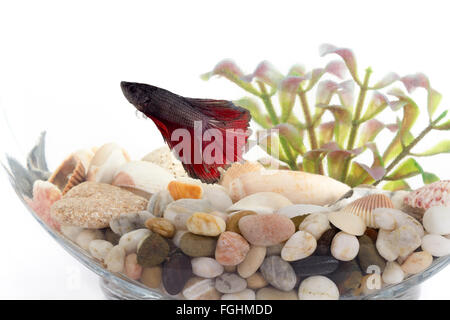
(168, 180, 203, 200)
(341, 193, 394, 228)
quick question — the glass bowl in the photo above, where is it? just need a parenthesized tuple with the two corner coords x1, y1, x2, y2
(1, 107, 449, 300)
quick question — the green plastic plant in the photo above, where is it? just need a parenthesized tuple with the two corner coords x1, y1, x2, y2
(201, 44, 450, 191)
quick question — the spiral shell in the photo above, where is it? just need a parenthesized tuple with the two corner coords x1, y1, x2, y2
(341, 193, 394, 228)
(48, 152, 90, 195)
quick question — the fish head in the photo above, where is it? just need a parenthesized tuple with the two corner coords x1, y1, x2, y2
(120, 81, 159, 112)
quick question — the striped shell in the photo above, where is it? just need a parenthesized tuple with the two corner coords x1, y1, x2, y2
(48, 154, 88, 195)
(341, 193, 394, 228)
(404, 180, 450, 215)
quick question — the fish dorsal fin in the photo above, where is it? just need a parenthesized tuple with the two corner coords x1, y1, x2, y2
(184, 97, 250, 123)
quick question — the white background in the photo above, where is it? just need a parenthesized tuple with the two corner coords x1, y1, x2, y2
(0, 0, 449, 299)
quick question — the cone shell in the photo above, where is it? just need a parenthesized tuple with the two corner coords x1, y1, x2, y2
(341, 194, 394, 228)
(48, 153, 89, 195)
(403, 180, 450, 216)
(87, 143, 130, 184)
(226, 192, 293, 214)
(219, 161, 264, 196)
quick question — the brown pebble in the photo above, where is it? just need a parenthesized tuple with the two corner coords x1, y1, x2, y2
(315, 228, 337, 256)
(226, 210, 257, 234)
(145, 217, 175, 238)
(246, 272, 268, 290)
(141, 266, 162, 289)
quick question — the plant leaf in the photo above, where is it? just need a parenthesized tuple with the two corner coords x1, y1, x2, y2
(302, 143, 338, 173)
(412, 140, 450, 156)
(371, 72, 400, 89)
(234, 97, 270, 128)
(385, 158, 423, 180)
(361, 92, 389, 121)
(383, 180, 411, 191)
(346, 162, 370, 187)
(434, 119, 450, 130)
(288, 64, 306, 77)
(337, 80, 355, 109)
(278, 76, 308, 122)
(315, 80, 339, 105)
(319, 44, 359, 84)
(325, 60, 347, 79)
(428, 88, 442, 119)
(422, 172, 440, 184)
(242, 61, 284, 88)
(275, 123, 306, 155)
(316, 104, 352, 147)
(318, 121, 335, 147)
(327, 148, 362, 181)
(401, 73, 429, 93)
(357, 119, 385, 147)
(256, 130, 288, 162)
(383, 131, 414, 163)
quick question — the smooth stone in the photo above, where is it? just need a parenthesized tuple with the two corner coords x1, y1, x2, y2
(178, 232, 217, 257)
(364, 228, 378, 243)
(141, 266, 162, 288)
(281, 231, 317, 261)
(290, 255, 339, 277)
(105, 245, 126, 273)
(298, 276, 339, 300)
(145, 217, 175, 238)
(329, 260, 363, 295)
(260, 256, 297, 291)
(376, 225, 421, 262)
(226, 192, 293, 214)
(125, 253, 143, 280)
(328, 211, 366, 236)
(382, 261, 404, 285)
(203, 184, 233, 212)
(164, 198, 214, 230)
(61, 225, 84, 242)
(315, 229, 337, 256)
(209, 211, 228, 222)
(191, 257, 224, 278)
(354, 273, 382, 296)
(401, 251, 433, 274)
(215, 231, 250, 266)
(162, 252, 193, 295)
(147, 190, 174, 217)
(109, 211, 154, 236)
(226, 210, 257, 234)
(357, 235, 386, 274)
(75, 229, 104, 251)
(331, 232, 359, 261)
(421, 234, 450, 257)
(237, 246, 267, 278)
(215, 273, 247, 294)
(276, 204, 330, 219)
(373, 209, 397, 231)
(168, 180, 203, 200)
(89, 239, 113, 261)
(298, 213, 330, 240)
(136, 232, 170, 267)
(224, 265, 237, 273)
(246, 272, 268, 290)
(239, 214, 295, 246)
(256, 287, 298, 300)
(423, 206, 450, 235)
(266, 243, 283, 256)
(222, 289, 255, 300)
(186, 212, 226, 236)
(374, 208, 424, 237)
(119, 228, 151, 254)
(291, 215, 309, 229)
(182, 277, 221, 300)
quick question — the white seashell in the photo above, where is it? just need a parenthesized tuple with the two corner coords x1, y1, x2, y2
(226, 192, 293, 214)
(112, 161, 174, 198)
(340, 194, 394, 228)
(219, 161, 264, 197)
(276, 205, 330, 219)
(142, 146, 187, 178)
(203, 184, 233, 212)
(164, 198, 214, 230)
(298, 213, 330, 240)
(423, 206, 450, 235)
(147, 190, 174, 217)
(87, 143, 130, 184)
(421, 234, 450, 257)
(403, 180, 450, 215)
(328, 211, 366, 236)
(222, 169, 350, 205)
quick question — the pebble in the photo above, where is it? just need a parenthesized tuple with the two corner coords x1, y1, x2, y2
(421, 234, 450, 257)
(290, 255, 339, 277)
(256, 287, 298, 300)
(162, 252, 193, 295)
(145, 217, 175, 238)
(178, 232, 217, 257)
(168, 180, 203, 200)
(186, 212, 226, 236)
(237, 246, 266, 278)
(373, 209, 397, 231)
(141, 266, 162, 288)
(215, 273, 247, 293)
(315, 228, 337, 256)
(281, 231, 317, 261)
(401, 251, 433, 274)
(60, 225, 84, 241)
(147, 190, 174, 217)
(105, 245, 126, 273)
(105, 228, 120, 245)
(329, 260, 363, 295)
(75, 229, 104, 250)
(423, 206, 450, 235)
(224, 265, 237, 273)
(382, 261, 405, 285)
(239, 214, 295, 246)
(299, 213, 331, 240)
(260, 256, 297, 291)
(118, 229, 151, 254)
(89, 239, 113, 261)
(215, 231, 250, 266)
(354, 273, 382, 296)
(109, 211, 153, 236)
(364, 228, 378, 243)
(331, 232, 360, 261)
(164, 198, 214, 230)
(202, 184, 233, 212)
(357, 235, 386, 274)
(328, 211, 366, 236)
(226, 210, 257, 234)
(266, 243, 284, 256)
(136, 232, 170, 267)
(246, 272, 268, 290)
(222, 289, 255, 300)
(298, 276, 340, 300)
(376, 226, 421, 262)
(191, 257, 224, 278)
(125, 253, 143, 280)
(209, 211, 228, 222)
(182, 277, 221, 300)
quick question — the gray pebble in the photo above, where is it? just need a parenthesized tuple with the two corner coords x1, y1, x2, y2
(215, 273, 247, 294)
(260, 256, 296, 292)
(109, 211, 154, 235)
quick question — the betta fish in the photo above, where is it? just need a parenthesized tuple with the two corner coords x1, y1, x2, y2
(121, 81, 251, 183)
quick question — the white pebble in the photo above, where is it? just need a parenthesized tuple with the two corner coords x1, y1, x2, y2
(298, 276, 339, 300)
(331, 231, 359, 261)
(191, 257, 224, 278)
(421, 234, 450, 257)
(89, 240, 114, 261)
(105, 245, 126, 272)
(61, 225, 85, 241)
(423, 206, 450, 235)
(382, 261, 405, 284)
(373, 209, 397, 231)
(222, 289, 256, 300)
(118, 228, 150, 254)
(281, 231, 316, 261)
(299, 213, 330, 240)
(75, 229, 104, 250)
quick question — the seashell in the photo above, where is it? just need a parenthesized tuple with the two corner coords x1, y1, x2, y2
(340, 194, 394, 228)
(222, 168, 350, 206)
(219, 161, 264, 199)
(87, 143, 130, 184)
(226, 192, 293, 214)
(276, 204, 330, 219)
(327, 187, 392, 212)
(147, 190, 174, 217)
(328, 211, 366, 236)
(48, 152, 91, 195)
(142, 146, 187, 178)
(403, 180, 450, 216)
(112, 161, 174, 198)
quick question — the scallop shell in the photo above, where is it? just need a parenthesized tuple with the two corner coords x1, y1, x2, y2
(403, 180, 450, 216)
(219, 161, 264, 196)
(142, 146, 187, 178)
(340, 193, 394, 228)
(226, 192, 293, 214)
(48, 153, 88, 195)
(112, 161, 174, 198)
(87, 143, 130, 184)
